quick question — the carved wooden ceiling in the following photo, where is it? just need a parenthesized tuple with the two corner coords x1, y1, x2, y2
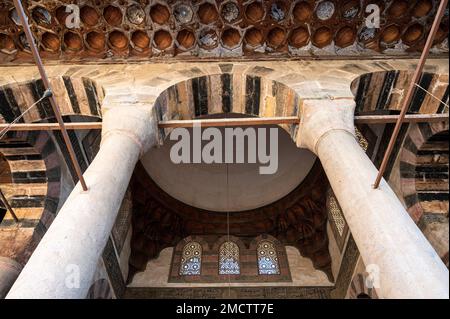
(0, 0, 448, 64)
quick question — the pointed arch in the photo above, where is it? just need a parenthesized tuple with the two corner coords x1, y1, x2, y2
(257, 240, 280, 275)
(219, 241, 240, 275)
(179, 241, 202, 275)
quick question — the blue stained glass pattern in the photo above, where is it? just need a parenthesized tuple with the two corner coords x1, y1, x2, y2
(257, 241, 280, 275)
(179, 242, 202, 275)
(219, 241, 240, 275)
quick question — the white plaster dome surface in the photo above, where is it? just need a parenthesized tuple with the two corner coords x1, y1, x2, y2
(142, 122, 316, 212)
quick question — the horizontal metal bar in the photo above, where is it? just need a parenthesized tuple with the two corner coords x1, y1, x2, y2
(0, 122, 103, 131)
(354, 113, 449, 124)
(0, 114, 447, 132)
(158, 117, 300, 128)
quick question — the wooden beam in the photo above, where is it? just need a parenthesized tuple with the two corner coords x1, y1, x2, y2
(0, 114, 447, 132)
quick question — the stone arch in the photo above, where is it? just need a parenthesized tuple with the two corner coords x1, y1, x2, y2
(399, 121, 449, 267)
(0, 76, 104, 123)
(0, 76, 104, 271)
(152, 72, 302, 143)
(350, 70, 449, 115)
(169, 236, 209, 281)
(217, 239, 241, 275)
(250, 235, 290, 279)
(213, 235, 246, 252)
(179, 241, 203, 275)
(400, 121, 449, 222)
(0, 129, 63, 268)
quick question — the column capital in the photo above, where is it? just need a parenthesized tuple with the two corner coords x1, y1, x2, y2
(296, 98, 356, 154)
(101, 104, 158, 156)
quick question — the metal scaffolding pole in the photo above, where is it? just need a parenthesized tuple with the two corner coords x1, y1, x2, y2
(12, 0, 88, 191)
(0, 188, 19, 223)
(373, 0, 449, 189)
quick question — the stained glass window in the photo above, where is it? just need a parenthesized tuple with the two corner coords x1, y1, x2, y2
(257, 241, 280, 275)
(219, 241, 240, 275)
(355, 128, 369, 152)
(179, 242, 202, 275)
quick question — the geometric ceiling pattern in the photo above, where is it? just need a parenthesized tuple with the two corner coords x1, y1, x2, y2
(1, 0, 448, 63)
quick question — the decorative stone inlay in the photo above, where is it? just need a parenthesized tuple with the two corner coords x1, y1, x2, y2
(174, 4, 194, 24)
(316, 1, 335, 21)
(127, 5, 145, 25)
(221, 2, 240, 23)
(270, 2, 286, 22)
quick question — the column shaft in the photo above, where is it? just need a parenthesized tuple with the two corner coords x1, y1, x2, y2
(318, 130, 449, 298)
(6, 105, 157, 299)
(298, 99, 449, 299)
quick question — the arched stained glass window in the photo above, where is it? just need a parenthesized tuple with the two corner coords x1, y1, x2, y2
(179, 242, 202, 275)
(219, 241, 240, 275)
(257, 241, 280, 275)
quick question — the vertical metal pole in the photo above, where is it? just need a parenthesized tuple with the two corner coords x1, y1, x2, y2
(12, 0, 88, 191)
(373, 0, 448, 189)
(0, 188, 19, 223)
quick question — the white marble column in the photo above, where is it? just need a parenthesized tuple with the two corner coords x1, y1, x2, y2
(0, 257, 22, 298)
(7, 105, 157, 299)
(297, 98, 449, 299)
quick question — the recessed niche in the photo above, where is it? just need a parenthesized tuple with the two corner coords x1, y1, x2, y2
(86, 31, 105, 51)
(267, 27, 286, 48)
(289, 27, 310, 48)
(316, 1, 335, 21)
(293, 1, 313, 22)
(198, 2, 219, 25)
(41, 32, 60, 52)
(103, 5, 123, 26)
(245, 27, 264, 47)
(63, 31, 83, 51)
(335, 26, 356, 48)
(177, 29, 196, 49)
(127, 4, 145, 25)
(32, 6, 52, 26)
(150, 4, 171, 25)
(153, 30, 172, 50)
(81, 6, 99, 26)
(221, 28, 241, 49)
(245, 1, 265, 23)
(131, 30, 150, 49)
(221, 2, 240, 23)
(109, 30, 128, 50)
(312, 26, 332, 48)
